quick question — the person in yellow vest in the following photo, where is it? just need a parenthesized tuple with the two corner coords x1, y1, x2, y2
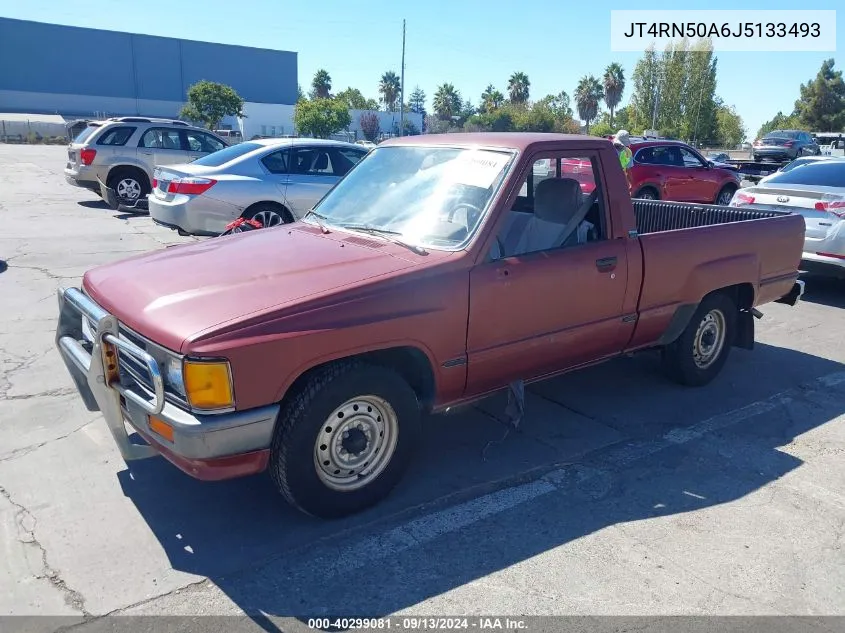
(613, 129, 633, 171)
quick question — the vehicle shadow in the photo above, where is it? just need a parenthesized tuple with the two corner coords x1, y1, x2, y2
(800, 274, 845, 309)
(77, 199, 111, 209)
(117, 342, 845, 624)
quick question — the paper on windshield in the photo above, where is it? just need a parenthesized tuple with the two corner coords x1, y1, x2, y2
(449, 150, 510, 189)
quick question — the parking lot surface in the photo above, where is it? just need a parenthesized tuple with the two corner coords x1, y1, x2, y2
(2, 145, 845, 628)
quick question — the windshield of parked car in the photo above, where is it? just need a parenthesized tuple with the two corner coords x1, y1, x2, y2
(190, 141, 263, 167)
(307, 146, 514, 250)
(765, 160, 845, 187)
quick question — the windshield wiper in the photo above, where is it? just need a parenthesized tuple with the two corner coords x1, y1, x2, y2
(340, 224, 428, 255)
(303, 209, 331, 233)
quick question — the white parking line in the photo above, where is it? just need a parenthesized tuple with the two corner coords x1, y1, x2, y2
(293, 370, 845, 582)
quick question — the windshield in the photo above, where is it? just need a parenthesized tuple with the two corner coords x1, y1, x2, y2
(765, 160, 845, 187)
(308, 146, 514, 250)
(190, 141, 263, 167)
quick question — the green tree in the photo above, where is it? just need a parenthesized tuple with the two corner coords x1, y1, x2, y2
(603, 63, 626, 128)
(574, 75, 604, 134)
(480, 84, 505, 113)
(379, 71, 401, 112)
(408, 86, 426, 113)
(310, 69, 332, 99)
(336, 87, 372, 110)
(433, 83, 462, 121)
(757, 111, 807, 139)
(684, 40, 718, 143)
(795, 59, 845, 132)
(180, 80, 245, 131)
(613, 105, 631, 130)
(550, 91, 573, 121)
(716, 103, 747, 148)
(629, 45, 660, 133)
(508, 72, 530, 104)
(297, 84, 306, 103)
(294, 97, 351, 138)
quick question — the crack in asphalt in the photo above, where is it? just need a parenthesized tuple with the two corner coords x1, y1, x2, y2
(0, 485, 92, 617)
(0, 419, 97, 463)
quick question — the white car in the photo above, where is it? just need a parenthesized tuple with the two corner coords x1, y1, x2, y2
(730, 159, 845, 279)
(757, 155, 836, 184)
(355, 140, 377, 151)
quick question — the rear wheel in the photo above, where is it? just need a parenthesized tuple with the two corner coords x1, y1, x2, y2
(243, 203, 292, 228)
(635, 186, 659, 200)
(107, 168, 149, 205)
(269, 361, 421, 518)
(662, 292, 736, 387)
(715, 184, 737, 206)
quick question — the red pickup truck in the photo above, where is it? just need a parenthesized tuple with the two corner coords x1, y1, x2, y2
(56, 133, 806, 518)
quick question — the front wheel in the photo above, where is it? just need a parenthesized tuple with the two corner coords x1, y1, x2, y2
(715, 185, 737, 206)
(269, 361, 421, 518)
(662, 292, 737, 387)
(635, 187, 659, 200)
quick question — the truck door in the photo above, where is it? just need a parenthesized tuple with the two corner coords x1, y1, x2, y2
(465, 152, 631, 396)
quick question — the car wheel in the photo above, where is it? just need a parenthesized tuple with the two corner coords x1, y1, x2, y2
(269, 360, 421, 518)
(107, 168, 149, 204)
(753, 154, 760, 162)
(635, 187, 659, 200)
(243, 203, 292, 228)
(715, 184, 737, 206)
(661, 292, 737, 387)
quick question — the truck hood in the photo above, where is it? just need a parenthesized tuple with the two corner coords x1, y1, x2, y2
(83, 226, 419, 352)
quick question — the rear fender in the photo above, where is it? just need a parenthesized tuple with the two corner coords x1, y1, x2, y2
(680, 254, 759, 307)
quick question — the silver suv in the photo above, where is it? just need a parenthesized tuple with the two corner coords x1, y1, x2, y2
(64, 117, 228, 208)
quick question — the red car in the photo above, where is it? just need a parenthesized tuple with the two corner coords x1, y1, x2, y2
(625, 140, 740, 205)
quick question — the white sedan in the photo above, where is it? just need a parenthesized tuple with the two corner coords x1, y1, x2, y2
(730, 158, 845, 280)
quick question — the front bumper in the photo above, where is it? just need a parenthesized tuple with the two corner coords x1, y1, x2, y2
(55, 286, 279, 480)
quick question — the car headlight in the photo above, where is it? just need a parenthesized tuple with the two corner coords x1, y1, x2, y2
(183, 359, 234, 410)
(164, 356, 185, 397)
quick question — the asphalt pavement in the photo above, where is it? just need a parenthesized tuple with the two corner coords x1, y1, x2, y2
(2, 145, 845, 632)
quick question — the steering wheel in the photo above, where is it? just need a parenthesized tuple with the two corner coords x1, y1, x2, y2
(446, 202, 482, 228)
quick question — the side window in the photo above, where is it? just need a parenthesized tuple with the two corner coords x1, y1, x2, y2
(290, 148, 335, 176)
(183, 131, 226, 153)
(139, 128, 182, 150)
(634, 147, 654, 164)
(680, 147, 705, 168)
(261, 149, 289, 174)
(328, 148, 367, 177)
(493, 155, 605, 260)
(96, 126, 136, 146)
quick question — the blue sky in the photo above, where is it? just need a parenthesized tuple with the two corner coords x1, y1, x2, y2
(4, 0, 842, 139)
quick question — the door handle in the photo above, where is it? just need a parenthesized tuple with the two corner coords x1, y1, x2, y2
(595, 256, 617, 272)
(139, 151, 153, 156)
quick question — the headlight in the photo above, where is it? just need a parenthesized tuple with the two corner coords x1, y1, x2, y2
(183, 359, 234, 410)
(164, 357, 185, 396)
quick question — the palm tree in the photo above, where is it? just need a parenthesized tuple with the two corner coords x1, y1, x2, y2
(507, 72, 530, 105)
(480, 84, 505, 113)
(379, 71, 401, 112)
(311, 69, 332, 99)
(433, 83, 462, 121)
(603, 63, 626, 128)
(574, 75, 604, 134)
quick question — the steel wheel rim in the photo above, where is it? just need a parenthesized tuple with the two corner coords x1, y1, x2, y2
(313, 395, 399, 491)
(117, 178, 141, 200)
(693, 309, 726, 369)
(640, 190, 656, 200)
(252, 209, 284, 227)
(718, 190, 734, 206)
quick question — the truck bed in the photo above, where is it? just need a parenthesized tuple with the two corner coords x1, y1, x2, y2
(633, 199, 787, 235)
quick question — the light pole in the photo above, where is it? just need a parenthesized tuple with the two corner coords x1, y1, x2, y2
(399, 19, 406, 137)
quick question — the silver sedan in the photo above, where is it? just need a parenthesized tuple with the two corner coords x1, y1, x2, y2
(148, 138, 369, 235)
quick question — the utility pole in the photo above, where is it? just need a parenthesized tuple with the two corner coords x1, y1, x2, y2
(399, 19, 406, 137)
(692, 76, 705, 147)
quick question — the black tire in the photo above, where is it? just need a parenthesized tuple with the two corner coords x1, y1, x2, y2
(635, 186, 659, 200)
(243, 203, 293, 228)
(269, 360, 421, 519)
(107, 167, 150, 204)
(661, 292, 737, 387)
(715, 184, 737, 206)
(753, 154, 760, 162)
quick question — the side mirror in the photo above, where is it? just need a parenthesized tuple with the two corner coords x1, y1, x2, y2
(706, 161, 714, 168)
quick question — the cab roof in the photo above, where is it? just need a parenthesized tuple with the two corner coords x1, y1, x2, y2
(381, 132, 614, 152)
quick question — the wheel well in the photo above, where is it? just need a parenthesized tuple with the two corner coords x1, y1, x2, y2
(636, 185, 659, 197)
(108, 165, 150, 190)
(710, 282, 755, 350)
(243, 201, 294, 223)
(285, 347, 436, 411)
(711, 282, 754, 310)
